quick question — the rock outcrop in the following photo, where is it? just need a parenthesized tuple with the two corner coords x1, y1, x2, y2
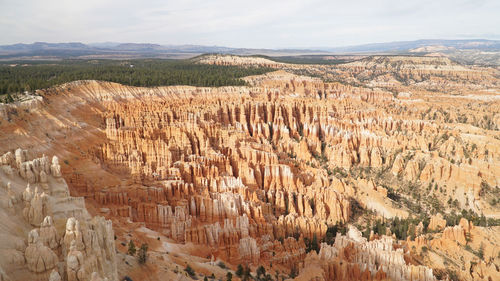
(25, 229, 59, 273)
(298, 226, 437, 281)
(0, 150, 118, 281)
(428, 213, 446, 231)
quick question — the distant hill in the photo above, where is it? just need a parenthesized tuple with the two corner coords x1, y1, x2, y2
(0, 42, 90, 51)
(0, 39, 498, 64)
(317, 39, 500, 53)
(0, 41, 330, 59)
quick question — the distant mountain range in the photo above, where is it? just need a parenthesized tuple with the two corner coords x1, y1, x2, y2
(316, 39, 500, 53)
(0, 42, 327, 59)
(0, 39, 499, 60)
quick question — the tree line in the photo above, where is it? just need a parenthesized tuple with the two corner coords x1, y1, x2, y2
(0, 59, 272, 98)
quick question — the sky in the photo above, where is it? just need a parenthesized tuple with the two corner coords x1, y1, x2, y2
(0, 0, 499, 48)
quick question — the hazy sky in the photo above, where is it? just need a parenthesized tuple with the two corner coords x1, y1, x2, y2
(0, 0, 499, 48)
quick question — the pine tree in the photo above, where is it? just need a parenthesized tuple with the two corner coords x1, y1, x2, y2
(6, 93, 14, 103)
(236, 264, 244, 277)
(242, 265, 251, 281)
(257, 265, 266, 278)
(479, 214, 487, 227)
(137, 243, 148, 264)
(289, 266, 298, 278)
(477, 243, 484, 259)
(311, 234, 319, 253)
(127, 240, 136, 256)
(408, 224, 416, 240)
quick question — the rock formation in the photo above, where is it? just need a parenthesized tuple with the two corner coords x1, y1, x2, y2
(25, 229, 59, 273)
(0, 55, 499, 280)
(298, 226, 437, 281)
(67, 240, 85, 281)
(428, 213, 446, 231)
(0, 150, 118, 281)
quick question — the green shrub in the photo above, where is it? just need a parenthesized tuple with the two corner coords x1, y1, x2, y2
(185, 265, 195, 277)
(217, 261, 226, 269)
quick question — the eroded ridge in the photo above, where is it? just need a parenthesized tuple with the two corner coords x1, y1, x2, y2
(0, 149, 117, 281)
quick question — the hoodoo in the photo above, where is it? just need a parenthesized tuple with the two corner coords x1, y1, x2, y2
(0, 52, 499, 281)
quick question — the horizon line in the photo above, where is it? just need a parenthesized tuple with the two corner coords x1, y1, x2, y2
(1, 38, 499, 51)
